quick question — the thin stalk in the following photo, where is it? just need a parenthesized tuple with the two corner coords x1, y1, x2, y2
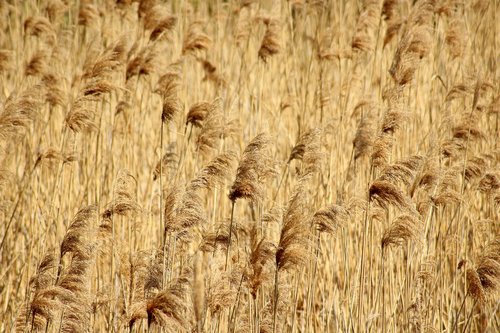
(452, 294, 467, 333)
(273, 163, 290, 203)
(290, 270, 302, 333)
(461, 299, 478, 333)
(272, 266, 279, 333)
(228, 274, 244, 333)
(305, 231, 321, 331)
(357, 165, 373, 330)
(381, 249, 386, 333)
(253, 295, 260, 333)
(225, 201, 236, 270)
(160, 120, 164, 248)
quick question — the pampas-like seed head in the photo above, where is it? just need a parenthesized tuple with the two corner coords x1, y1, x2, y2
(288, 128, 321, 163)
(369, 180, 416, 213)
(126, 44, 158, 81)
(371, 132, 394, 168)
(313, 204, 349, 234)
(431, 188, 463, 207)
(155, 72, 181, 124)
(381, 214, 423, 251)
(164, 183, 206, 241)
(200, 59, 226, 87)
(24, 16, 56, 44)
(195, 99, 225, 155)
(276, 174, 312, 272)
(182, 21, 212, 55)
(78, 3, 100, 27)
(102, 170, 141, 218)
(65, 95, 99, 132)
(478, 173, 500, 194)
(247, 224, 274, 299)
(258, 18, 280, 62)
(351, 0, 379, 52)
(0, 88, 41, 143)
(353, 108, 377, 160)
(229, 133, 277, 203)
(187, 100, 217, 128)
(82, 37, 127, 81)
(0, 49, 12, 73)
(25, 50, 48, 77)
(389, 25, 432, 85)
(378, 155, 424, 186)
(134, 267, 192, 330)
(190, 151, 237, 191)
(143, 5, 177, 41)
(41, 73, 66, 108)
(60, 205, 97, 258)
(29, 251, 57, 291)
(153, 146, 177, 181)
(475, 239, 500, 298)
(466, 268, 486, 305)
(46, 0, 67, 23)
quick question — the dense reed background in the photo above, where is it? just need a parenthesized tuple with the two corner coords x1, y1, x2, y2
(0, 0, 499, 332)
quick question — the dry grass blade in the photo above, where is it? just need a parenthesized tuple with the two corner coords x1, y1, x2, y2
(192, 254, 205, 332)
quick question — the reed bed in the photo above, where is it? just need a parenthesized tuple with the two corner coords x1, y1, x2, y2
(0, 0, 499, 332)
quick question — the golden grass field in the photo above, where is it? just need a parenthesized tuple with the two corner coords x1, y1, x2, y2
(0, 0, 499, 332)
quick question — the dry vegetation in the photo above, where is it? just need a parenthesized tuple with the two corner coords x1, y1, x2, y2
(0, 0, 499, 332)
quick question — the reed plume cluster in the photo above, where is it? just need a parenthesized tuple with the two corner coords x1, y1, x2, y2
(1, 1, 499, 332)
